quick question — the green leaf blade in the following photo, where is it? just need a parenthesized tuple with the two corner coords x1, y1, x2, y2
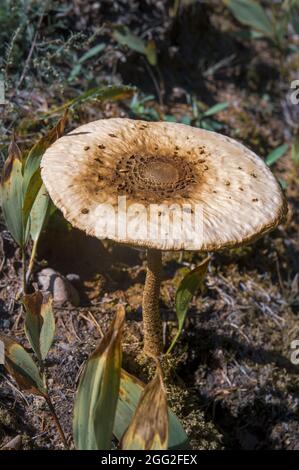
(22, 168, 43, 232)
(29, 183, 51, 243)
(266, 143, 289, 166)
(0, 334, 46, 396)
(203, 102, 229, 117)
(73, 306, 125, 450)
(0, 136, 25, 247)
(23, 291, 55, 362)
(23, 111, 68, 195)
(167, 257, 210, 354)
(226, 0, 275, 36)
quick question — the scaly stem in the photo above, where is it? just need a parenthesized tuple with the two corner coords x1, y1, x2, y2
(45, 394, 69, 449)
(142, 249, 163, 358)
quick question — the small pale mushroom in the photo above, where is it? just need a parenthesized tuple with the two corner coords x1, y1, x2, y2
(41, 118, 287, 358)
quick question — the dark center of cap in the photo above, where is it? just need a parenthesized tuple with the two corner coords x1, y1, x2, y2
(142, 161, 179, 185)
(112, 154, 197, 202)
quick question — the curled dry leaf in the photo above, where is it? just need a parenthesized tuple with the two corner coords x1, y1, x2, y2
(23, 290, 55, 362)
(73, 305, 125, 450)
(121, 366, 168, 450)
(0, 334, 46, 396)
(115, 369, 189, 449)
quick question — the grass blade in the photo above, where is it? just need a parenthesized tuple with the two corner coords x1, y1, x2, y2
(266, 143, 289, 166)
(45, 85, 135, 115)
(202, 102, 228, 117)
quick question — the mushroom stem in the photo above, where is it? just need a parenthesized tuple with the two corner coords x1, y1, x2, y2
(142, 248, 163, 358)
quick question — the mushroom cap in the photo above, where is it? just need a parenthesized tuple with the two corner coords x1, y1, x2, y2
(41, 118, 287, 251)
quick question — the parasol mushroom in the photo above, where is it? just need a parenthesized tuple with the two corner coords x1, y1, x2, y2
(41, 118, 287, 358)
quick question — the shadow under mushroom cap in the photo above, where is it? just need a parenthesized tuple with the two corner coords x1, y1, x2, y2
(41, 118, 287, 251)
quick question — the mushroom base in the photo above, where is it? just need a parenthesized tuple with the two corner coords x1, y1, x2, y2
(142, 249, 163, 358)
